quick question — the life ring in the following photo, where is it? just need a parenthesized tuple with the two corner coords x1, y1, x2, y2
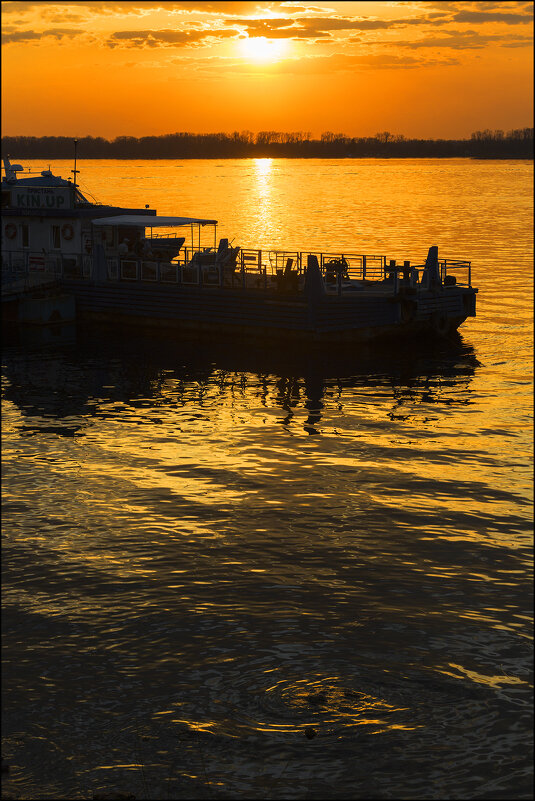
(400, 299, 417, 324)
(5, 223, 17, 239)
(432, 312, 450, 336)
(62, 223, 74, 241)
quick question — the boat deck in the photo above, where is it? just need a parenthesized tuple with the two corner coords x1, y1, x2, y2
(1, 246, 473, 297)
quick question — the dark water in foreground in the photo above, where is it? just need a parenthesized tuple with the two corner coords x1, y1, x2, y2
(1, 322, 532, 800)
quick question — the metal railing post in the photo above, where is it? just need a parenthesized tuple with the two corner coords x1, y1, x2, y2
(389, 260, 398, 294)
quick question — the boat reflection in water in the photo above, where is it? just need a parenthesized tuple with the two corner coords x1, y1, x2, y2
(2, 322, 480, 438)
(4, 324, 531, 801)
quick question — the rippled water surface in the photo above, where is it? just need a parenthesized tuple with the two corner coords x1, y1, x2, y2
(2, 159, 533, 799)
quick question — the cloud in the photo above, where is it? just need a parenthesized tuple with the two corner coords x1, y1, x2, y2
(226, 11, 525, 41)
(2, 30, 41, 43)
(2, 27, 81, 44)
(154, 1, 264, 11)
(102, 16, 421, 49)
(106, 27, 241, 48)
(386, 29, 533, 49)
(276, 3, 329, 10)
(1, 1, 264, 13)
(3, 3, 533, 53)
(452, 9, 534, 24)
(410, 1, 527, 8)
(228, 18, 302, 37)
(45, 14, 86, 23)
(225, 7, 532, 44)
(232, 17, 396, 38)
(3, 0, 533, 20)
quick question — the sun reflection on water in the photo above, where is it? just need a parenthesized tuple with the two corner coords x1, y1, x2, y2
(251, 158, 274, 236)
(1, 158, 532, 801)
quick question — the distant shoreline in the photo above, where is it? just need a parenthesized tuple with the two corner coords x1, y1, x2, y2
(1, 154, 532, 161)
(3, 129, 533, 161)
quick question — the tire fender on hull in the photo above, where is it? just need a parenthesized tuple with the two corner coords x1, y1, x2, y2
(399, 299, 417, 324)
(431, 312, 450, 336)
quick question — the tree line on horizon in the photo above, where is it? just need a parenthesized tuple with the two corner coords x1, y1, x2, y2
(2, 128, 533, 160)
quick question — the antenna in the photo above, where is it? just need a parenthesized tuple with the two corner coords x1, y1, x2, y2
(71, 139, 79, 194)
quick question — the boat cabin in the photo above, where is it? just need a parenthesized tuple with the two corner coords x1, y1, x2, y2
(1, 156, 156, 272)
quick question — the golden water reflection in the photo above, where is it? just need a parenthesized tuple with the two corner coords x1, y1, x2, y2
(2, 158, 532, 801)
(253, 157, 274, 233)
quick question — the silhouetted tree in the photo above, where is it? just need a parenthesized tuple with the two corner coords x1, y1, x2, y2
(2, 129, 532, 160)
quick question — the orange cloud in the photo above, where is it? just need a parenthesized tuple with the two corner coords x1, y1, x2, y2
(106, 27, 241, 48)
(2, 27, 82, 44)
(374, 29, 533, 50)
(452, 8, 533, 24)
(1, 1, 264, 13)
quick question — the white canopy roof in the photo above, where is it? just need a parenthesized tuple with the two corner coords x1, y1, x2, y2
(91, 215, 217, 227)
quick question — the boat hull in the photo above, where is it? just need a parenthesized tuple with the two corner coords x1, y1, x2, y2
(59, 278, 475, 342)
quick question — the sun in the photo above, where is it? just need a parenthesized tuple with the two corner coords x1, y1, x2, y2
(239, 37, 287, 63)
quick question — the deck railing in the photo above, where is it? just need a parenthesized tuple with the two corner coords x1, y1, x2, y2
(1, 250, 92, 278)
(439, 259, 472, 287)
(2, 248, 473, 290)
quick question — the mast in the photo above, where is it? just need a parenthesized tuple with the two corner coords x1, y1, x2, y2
(71, 139, 79, 200)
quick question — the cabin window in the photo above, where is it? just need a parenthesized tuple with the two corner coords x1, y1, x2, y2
(22, 223, 29, 248)
(51, 225, 61, 249)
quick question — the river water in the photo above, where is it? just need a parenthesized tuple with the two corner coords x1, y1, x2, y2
(1, 158, 533, 799)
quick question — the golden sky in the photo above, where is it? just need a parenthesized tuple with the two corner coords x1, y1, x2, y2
(1, 0, 533, 139)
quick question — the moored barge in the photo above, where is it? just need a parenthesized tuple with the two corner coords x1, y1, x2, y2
(2, 156, 477, 339)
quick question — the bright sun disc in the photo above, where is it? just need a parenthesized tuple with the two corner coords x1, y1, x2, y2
(239, 37, 286, 62)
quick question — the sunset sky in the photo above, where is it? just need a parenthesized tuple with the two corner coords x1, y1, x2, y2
(2, 0, 533, 139)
